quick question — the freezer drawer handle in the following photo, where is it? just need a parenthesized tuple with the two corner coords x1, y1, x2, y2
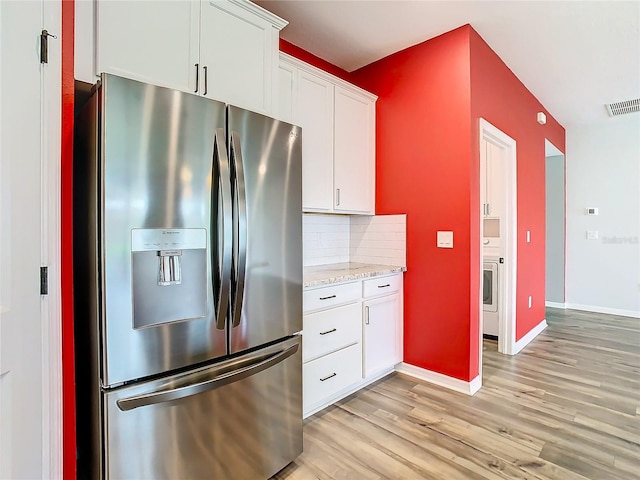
(319, 295, 336, 300)
(320, 373, 337, 382)
(116, 343, 299, 412)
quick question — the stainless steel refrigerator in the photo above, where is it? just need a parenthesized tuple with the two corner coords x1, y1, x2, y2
(74, 74, 302, 480)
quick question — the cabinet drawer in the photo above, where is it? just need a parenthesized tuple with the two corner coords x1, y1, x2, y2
(363, 274, 401, 298)
(303, 303, 361, 362)
(303, 343, 362, 413)
(303, 281, 361, 312)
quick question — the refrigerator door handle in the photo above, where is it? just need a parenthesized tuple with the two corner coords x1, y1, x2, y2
(116, 342, 299, 411)
(230, 131, 247, 328)
(213, 128, 232, 330)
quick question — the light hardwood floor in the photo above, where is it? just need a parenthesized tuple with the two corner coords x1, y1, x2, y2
(273, 308, 640, 479)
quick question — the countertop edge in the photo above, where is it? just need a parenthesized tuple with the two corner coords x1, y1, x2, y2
(303, 264, 406, 288)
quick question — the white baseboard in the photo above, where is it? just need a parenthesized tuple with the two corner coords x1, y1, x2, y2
(545, 301, 566, 308)
(395, 363, 481, 395)
(513, 319, 547, 354)
(564, 303, 640, 319)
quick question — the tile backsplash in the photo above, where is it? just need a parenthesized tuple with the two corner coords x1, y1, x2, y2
(350, 215, 406, 267)
(303, 214, 350, 266)
(303, 213, 406, 268)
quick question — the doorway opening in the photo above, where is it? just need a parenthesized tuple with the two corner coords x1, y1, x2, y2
(545, 140, 565, 308)
(478, 119, 518, 382)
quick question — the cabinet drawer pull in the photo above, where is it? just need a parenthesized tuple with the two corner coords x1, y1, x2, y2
(320, 372, 337, 382)
(319, 328, 337, 336)
(377, 284, 391, 288)
(319, 294, 337, 300)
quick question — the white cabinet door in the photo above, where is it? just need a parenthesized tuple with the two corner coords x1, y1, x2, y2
(296, 70, 334, 211)
(334, 86, 375, 213)
(97, 0, 199, 92)
(363, 293, 401, 378)
(485, 140, 506, 219)
(200, 0, 274, 113)
(275, 61, 296, 123)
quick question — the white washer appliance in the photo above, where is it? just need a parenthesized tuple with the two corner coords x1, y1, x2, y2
(483, 257, 500, 337)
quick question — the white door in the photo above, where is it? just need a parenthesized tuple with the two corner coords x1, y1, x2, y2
(1, 1, 60, 477)
(334, 86, 375, 213)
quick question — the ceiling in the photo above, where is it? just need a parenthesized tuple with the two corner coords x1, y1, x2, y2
(255, 0, 640, 128)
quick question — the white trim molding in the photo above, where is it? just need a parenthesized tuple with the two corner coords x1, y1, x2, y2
(564, 303, 640, 319)
(479, 118, 518, 359)
(513, 319, 548, 355)
(545, 301, 566, 309)
(41, 1, 62, 478)
(395, 363, 481, 396)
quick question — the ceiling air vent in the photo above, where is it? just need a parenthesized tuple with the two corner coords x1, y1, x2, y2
(605, 98, 640, 117)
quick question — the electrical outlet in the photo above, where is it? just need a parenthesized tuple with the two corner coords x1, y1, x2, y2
(586, 230, 599, 240)
(528, 296, 532, 308)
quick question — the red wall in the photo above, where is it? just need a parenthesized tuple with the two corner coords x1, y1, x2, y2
(280, 39, 352, 83)
(61, 0, 76, 478)
(469, 28, 565, 340)
(352, 27, 478, 381)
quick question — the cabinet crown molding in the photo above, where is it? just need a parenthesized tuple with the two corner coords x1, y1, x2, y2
(224, 0, 289, 30)
(280, 52, 378, 102)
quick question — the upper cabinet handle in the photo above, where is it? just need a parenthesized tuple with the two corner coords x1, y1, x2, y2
(203, 66, 208, 96)
(194, 63, 199, 93)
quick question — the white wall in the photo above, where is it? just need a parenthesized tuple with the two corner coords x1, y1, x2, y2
(565, 118, 640, 317)
(545, 154, 565, 304)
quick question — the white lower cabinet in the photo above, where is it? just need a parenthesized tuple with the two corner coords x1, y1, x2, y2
(363, 293, 401, 378)
(303, 343, 362, 414)
(302, 273, 403, 417)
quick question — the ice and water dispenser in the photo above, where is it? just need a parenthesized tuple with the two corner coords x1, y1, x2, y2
(131, 228, 207, 329)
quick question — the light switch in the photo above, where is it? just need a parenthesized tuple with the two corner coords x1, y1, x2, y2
(437, 231, 454, 248)
(526, 231, 531, 243)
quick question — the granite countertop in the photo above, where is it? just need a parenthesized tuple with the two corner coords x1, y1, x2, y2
(303, 262, 406, 288)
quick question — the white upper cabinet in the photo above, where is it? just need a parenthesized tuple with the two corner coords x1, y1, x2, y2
(81, 0, 286, 114)
(199, 1, 281, 112)
(275, 61, 296, 123)
(334, 86, 375, 213)
(279, 53, 377, 215)
(96, 1, 199, 94)
(297, 70, 334, 212)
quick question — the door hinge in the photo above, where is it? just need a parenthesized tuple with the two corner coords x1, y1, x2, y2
(40, 29, 57, 64)
(40, 266, 48, 295)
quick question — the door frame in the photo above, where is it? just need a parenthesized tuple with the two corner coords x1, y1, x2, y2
(479, 118, 518, 366)
(42, 0, 63, 477)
